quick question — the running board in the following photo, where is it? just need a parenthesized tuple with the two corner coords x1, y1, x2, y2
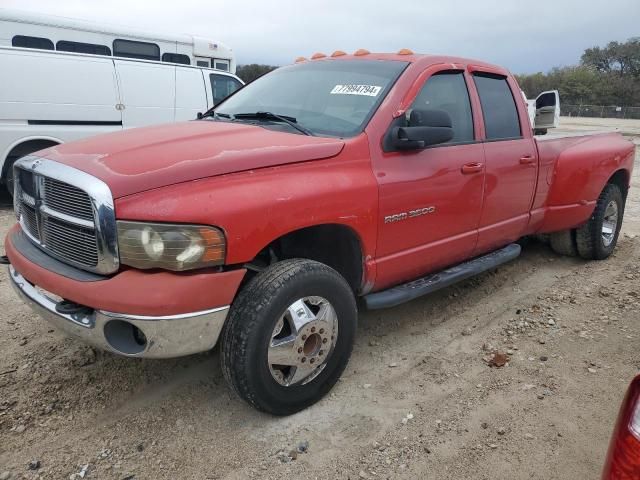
(363, 243, 521, 310)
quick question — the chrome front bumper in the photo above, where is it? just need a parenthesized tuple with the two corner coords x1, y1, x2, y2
(9, 266, 229, 359)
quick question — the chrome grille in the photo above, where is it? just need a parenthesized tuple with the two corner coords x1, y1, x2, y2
(41, 216, 99, 267)
(43, 178, 94, 222)
(13, 156, 119, 275)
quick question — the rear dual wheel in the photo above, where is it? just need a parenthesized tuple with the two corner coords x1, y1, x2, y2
(220, 259, 357, 415)
(549, 183, 624, 260)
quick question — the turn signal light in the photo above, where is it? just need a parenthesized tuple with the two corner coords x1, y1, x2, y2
(295, 56, 307, 63)
(354, 48, 370, 56)
(397, 48, 414, 55)
(311, 52, 327, 60)
(331, 50, 347, 57)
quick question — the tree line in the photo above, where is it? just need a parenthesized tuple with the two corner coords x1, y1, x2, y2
(515, 38, 640, 106)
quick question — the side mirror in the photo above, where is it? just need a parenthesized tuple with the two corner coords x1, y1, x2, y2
(391, 109, 453, 150)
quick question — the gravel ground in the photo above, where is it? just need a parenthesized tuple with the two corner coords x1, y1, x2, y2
(0, 119, 639, 480)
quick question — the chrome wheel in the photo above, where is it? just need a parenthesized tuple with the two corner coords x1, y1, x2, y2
(268, 296, 338, 387)
(601, 200, 619, 247)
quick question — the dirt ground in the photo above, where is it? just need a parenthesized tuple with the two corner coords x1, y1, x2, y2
(1, 118, 639, 480)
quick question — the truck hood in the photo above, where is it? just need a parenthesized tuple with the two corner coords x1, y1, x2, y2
(41, 121, 345, 198)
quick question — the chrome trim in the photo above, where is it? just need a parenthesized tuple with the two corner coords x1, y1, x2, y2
(13, 155, 119, 275)
(9, 266, 230, 359)
(40, 205, 96, 229)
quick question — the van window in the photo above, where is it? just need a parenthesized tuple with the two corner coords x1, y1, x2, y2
(57, 40, 111, 56)
(209, 74, 242, 104)
(113, 39, 160, 61)
(411, 71, 474, 143)
(473, 73, 521, 140)
(12, 35, 54, 50)
(162, 53, 191, 65)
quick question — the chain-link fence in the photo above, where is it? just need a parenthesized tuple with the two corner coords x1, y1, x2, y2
(562, 105, 640, 119)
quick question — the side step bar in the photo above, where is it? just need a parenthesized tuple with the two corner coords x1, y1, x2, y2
(363, 243, 521, 310)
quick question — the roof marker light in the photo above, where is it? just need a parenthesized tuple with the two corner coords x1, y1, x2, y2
(331, 50, 347, 57)
(397, 48, 414, 55)
(295, 56, 307, 63)
(311, 52, 327, 60)
(353, 49, 370, 56)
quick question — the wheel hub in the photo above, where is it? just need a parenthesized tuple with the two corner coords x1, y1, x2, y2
(268, 296, 338, 386)
(601, 200, 619, 247)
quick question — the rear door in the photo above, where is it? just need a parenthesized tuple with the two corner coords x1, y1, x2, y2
(114, 59, 175, 128)
(533, 90, 560, 130)
(471, 71, 538, 253)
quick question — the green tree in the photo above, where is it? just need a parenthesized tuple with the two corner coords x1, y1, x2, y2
(236, 64, 279, 84)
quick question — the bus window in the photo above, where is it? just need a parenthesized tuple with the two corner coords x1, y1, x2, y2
(162, 53, 191, 65)
(214, 59, 230, 71)
(209, 73, 242, 105)
(113, 39, 160, 61)
(12, 35, 54, 50)
(57, 40, 111, 56)
(197, 60, 209, 67)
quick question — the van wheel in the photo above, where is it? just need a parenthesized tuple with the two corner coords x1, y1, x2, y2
(220, 259, 357, 415)
(549, 229, 577, 256)
(576, 184, 624, 260)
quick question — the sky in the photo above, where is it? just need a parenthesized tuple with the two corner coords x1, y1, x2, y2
(2, 0, 639, 73)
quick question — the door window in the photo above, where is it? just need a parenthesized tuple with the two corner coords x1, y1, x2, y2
(410, 71, 474, 144)
(472, 73, 521, 140)
(209, 74, 242, 105)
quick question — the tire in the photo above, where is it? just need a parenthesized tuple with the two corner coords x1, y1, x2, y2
(576, 183, 624, 260)
(220, 259, 357, 415)
(549, 229, 577, 256)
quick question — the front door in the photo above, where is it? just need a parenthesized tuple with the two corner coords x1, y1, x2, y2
(371, 69, 485, 290)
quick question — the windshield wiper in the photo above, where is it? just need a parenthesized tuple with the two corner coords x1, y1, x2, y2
(233, 111, 314, 136)
(199, 111, 230, 120)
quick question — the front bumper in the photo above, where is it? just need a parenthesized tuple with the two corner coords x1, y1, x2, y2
(9, 266, 229, 358)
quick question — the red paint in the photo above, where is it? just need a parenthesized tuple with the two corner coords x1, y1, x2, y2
(601, 375, 640, 479)
(6, 225, 245, 315)
(14, 53, 636, 312)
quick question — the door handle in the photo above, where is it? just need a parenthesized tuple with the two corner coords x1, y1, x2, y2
(461, 162, 484, 174)
(519, 155, 535, 165)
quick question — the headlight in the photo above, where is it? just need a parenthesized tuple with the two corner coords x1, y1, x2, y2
(117, 221, 225, 271)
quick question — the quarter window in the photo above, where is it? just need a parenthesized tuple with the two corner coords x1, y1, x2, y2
(12, 35, 54, 50)
(162, 53, 191, 65)
(472, 73, 521, 140)
(410, 71, 474, 143)
(113, 39, 160, 61)
(209, 74, 242, 104)
(57, 40, 111, 56)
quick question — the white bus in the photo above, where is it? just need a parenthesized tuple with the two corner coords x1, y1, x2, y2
(0, 8, 236, 72)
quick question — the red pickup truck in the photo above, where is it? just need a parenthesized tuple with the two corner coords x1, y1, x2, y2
(5, 50, 635, 415)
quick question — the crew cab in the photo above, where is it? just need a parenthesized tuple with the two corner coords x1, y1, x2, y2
(4, 50, 635, 415)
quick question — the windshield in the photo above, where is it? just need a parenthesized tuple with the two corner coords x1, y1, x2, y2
(213, 59, 408, 137)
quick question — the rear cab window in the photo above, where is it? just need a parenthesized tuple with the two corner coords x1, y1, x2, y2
(472, 73, 521, 140)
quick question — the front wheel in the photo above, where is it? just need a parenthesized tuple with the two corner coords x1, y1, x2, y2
(220, 259, 357, 415)
(576, 183, 625, 260)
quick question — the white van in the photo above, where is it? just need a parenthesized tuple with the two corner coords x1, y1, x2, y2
(0, 46, 243, 195)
